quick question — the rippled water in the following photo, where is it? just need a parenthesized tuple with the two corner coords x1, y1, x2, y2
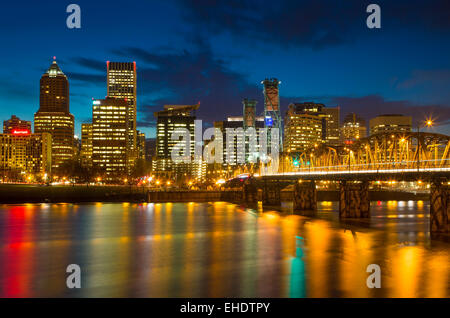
(0, 201, 448, 297)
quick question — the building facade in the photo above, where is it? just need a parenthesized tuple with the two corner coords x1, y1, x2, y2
(152, 104, 203, 181)
(342, 113, 367, 143)
(369, 114, 412, 135)
(92, 97, 129, 179)
(3, 115, 31, 134)
(81, 123, 93, 166)
(107, 62, 137, 153)
(34, 59, 74, 170)
(321, 106, 340, 146)
(0, 131, 52, 180)
(137, 130, 146, 160)
(284, 102, 339, 154)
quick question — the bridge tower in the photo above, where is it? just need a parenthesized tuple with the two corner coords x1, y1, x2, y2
(262, 78, 282, 153)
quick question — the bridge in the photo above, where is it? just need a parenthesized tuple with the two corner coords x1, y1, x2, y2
(242, 132, 450, 234)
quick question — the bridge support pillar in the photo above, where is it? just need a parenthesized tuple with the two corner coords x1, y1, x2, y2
(430, 181, 450, 233)
(262, 180, 281, 208)
(293, 180, 317, 212)
(339, 181, 370, 218)
(243, 179, 258, 204)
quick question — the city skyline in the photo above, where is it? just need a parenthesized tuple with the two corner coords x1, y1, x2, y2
(0, 1, 449, 138)
(0, 1, 449, 302)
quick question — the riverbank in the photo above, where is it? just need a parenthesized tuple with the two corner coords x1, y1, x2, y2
(0, 184, 429, 204)
(0, 184, 147, 203)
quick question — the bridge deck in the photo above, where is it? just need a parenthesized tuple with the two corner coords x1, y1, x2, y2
(257, 167, 450, 181)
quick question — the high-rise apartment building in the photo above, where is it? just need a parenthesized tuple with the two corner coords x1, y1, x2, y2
(369, 114, 412, 135)
(342, 113, 367, 143)
(107, 62, 137, 153)
(3, 115, 31, 134)
(92, 98, 129, 178)
(81, 123, 93, 166)
(34, 59, 74, 170)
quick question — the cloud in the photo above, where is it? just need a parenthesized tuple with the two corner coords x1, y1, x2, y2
(328, 94, 450, 127)
(71, 57, 106, 72)
(65, 72, 105, 85)
(0, 78, 36, 102)
(113, 39, 262, 126)
(176, 0, 450, 49)
(396, 69, 450, 91)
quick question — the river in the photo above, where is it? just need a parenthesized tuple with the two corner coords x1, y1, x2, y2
(0, 201, 448, 297)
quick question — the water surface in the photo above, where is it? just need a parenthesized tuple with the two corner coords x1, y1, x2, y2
(0, 201, 448, 297)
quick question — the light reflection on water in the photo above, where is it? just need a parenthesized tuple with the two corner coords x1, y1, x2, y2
(0, 201, 448, 297)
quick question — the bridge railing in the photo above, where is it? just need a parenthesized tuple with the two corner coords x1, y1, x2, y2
(270, 158, 450, 176)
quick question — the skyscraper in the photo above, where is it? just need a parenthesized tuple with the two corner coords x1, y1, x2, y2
(34, 59, 74, 170)
(92, 97, 129, 179)
(107, 62, 137, 153)
(3, 115, 31, 134)
(153, 104, 202, 181)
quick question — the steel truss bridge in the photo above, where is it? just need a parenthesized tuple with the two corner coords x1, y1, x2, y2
(248, 132, 450, 233)
(258, 131, 450, 177)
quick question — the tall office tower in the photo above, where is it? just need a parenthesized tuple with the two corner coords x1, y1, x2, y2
(81, 123, 93, 166)
(3, 115, 31, 134)
(92, 98, 129, 179)
(342, 113, 367, 143)
(34, 59, 74, 170)
(243, 98, 257, 130)
(136, 130, 146, 160)
(262, 78, 282, 151)
(369, 114, 412, 135)
(153, 104, 200, 181)
(0, 131, 52, 179)
(321, 106, 340, 146)
(107, 62, 137, 153)
(284, 103, 323, 154)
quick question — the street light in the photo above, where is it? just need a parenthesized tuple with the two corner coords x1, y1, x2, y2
(417, 117, 434, 171)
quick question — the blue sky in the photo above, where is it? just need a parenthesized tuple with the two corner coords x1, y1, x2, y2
(0, 0, 449, 137)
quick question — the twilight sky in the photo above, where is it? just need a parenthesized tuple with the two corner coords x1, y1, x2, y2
(0, 0, 450, 137)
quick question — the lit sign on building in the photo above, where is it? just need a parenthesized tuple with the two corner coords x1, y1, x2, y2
(11, 129, 31, 135)
(265, 116, 273, 127)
